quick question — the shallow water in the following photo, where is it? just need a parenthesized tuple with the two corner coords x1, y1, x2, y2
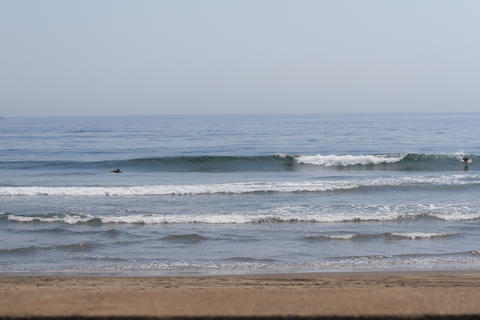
(1, 113, 480, 275)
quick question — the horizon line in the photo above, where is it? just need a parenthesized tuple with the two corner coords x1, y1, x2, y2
(3, 111, 480, 118)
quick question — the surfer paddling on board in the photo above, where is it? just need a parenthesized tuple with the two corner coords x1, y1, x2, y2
(110, 168, 122, 173)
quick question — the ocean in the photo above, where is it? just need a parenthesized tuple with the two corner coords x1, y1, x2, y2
(1, 113, 480, 275)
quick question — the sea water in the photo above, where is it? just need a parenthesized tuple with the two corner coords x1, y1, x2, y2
(1, 113, 480, 275)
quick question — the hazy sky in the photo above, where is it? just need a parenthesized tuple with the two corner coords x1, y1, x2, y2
(1, 0, 479, 116)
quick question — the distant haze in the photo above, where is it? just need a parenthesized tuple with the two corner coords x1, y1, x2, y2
(1, 0, 479, 116)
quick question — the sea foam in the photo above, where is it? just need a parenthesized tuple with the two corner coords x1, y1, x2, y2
(4, 209, 480, 225)
(388, 232, 455, 240)
(0, 174, 478, 196)
(296, 154, 404, 166)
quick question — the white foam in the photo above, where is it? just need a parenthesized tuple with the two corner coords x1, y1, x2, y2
(418, 202, 480, 221)
(429, 212, 480, 221)
(4, 210, 415, 225)
(57, 254, 480, 275)
(390, 232, 452, 239)
(7, 214, 94, 224)
(1, 175, 478, 197)
(5, 199, 480, 224)
(0, 182, 358, 196)
(296, 154, 404, 166)
(325, 234, 358, 240)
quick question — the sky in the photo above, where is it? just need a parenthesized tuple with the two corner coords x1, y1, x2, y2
(1, 0, 479, 116)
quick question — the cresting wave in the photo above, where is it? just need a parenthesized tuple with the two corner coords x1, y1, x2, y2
(2, 209, 480, 225)
(0, 181, 354, 196)
(305, 232, 457, 241)
(295, 154, 403, 166)
(0, 243, 95, 255)
(1, 174, 479, 196)
(0, 153, 476, 171)
(295, 153, 477, 169)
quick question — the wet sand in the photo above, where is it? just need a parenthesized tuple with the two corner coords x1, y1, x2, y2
(1, 271, 480, 318)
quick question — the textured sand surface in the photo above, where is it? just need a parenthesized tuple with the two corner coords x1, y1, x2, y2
(1, 272, 480, 317)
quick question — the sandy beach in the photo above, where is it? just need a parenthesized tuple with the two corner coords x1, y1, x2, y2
(1, 271, 480, 318)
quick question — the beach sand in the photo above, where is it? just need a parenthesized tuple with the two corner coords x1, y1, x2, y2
(1, 271, 480, 318)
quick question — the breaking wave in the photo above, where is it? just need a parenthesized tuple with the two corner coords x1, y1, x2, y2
(295, 153, 476, 170)
(388, 232, 457, 240)
(304, 232, 457, 241)
(296, 154, 403, 166)
(0, 181, 355, 196)
(1, 174, 479, 196)
(304, 233, 377, 241)
(0, 153, 476, 172)
(2, 208, 480, 225)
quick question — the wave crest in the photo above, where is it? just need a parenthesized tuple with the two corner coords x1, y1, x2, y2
(388, 232, 456, 240)
(3, 209, 480, 225)
(304, 232, 458, 241)
(1, 174, 479, 197)
(1, 153, 476, 172)
(296, 154, 404, 167)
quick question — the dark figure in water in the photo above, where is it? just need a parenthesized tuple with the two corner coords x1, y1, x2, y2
(110, 168, 122, 173)
(463, 157, 470, 171)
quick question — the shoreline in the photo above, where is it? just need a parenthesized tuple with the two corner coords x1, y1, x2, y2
(2, 271, 480, 318)
(2, 268, 480, 276)
(2, 267, 480, 278)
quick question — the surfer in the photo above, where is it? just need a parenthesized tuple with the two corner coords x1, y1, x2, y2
(462, 156, 471, 171)
(110, 168, 122, 173)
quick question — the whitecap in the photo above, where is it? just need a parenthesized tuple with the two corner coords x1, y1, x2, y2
(296, 154, 404, 167)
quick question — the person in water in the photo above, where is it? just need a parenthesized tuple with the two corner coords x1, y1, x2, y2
(110, 168, 122, 173)
(463, 157, 470, 163)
